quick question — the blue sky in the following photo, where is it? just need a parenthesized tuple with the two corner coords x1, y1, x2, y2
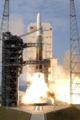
(0, 0, 80, 64)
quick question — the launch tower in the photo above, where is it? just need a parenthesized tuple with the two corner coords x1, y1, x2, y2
(2, 32, 23, 106)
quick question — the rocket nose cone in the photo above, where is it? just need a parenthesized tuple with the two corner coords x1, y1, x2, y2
(37, 12, 41, 25)
(37, 12, 42, 36)
(37, 12, 41, 19)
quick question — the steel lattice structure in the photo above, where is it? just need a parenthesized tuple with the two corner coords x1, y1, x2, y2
(70, 0, 80, 103)
(0, 0, 9, 36)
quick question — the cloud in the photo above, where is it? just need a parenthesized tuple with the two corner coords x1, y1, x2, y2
(10, 16, 24, 35)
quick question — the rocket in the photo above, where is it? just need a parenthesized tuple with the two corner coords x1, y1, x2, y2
(36, 13, 43, 72)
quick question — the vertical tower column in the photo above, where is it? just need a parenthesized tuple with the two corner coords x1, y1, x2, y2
(2, 32, 23, 107)
(70, 0, 80, 103)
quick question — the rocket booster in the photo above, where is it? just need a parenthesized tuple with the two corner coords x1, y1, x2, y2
(36, 13, 43, 71)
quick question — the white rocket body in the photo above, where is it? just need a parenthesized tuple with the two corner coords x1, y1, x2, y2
(37, 13, 43, 36)
(36, 13, 43, 71)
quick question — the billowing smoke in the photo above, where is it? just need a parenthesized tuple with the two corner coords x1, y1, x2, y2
(20, 51, 80, 105)
(21, 72, 55, 104)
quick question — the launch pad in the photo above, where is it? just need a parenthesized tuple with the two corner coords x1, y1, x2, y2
(1, 13, 51, 107)
(9, 104, 70, 120)
(16, 103, 69, 114)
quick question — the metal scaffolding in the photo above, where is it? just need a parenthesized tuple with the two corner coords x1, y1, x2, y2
(2, 32, 23, 106)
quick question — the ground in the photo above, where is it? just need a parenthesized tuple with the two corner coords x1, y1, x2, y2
(46, 105, 80, 120)
(0, 105, 80, 120)
(0, 107, 31, 120)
